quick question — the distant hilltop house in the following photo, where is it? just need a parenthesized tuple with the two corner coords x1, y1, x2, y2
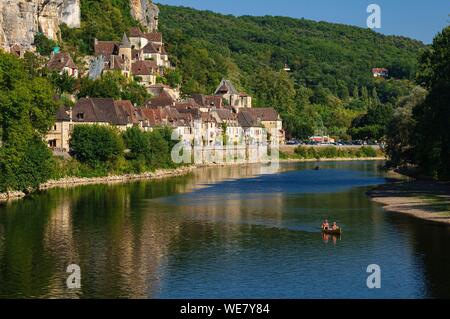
(372, 68, 389, 78)
(89, 27, 170, 89)
(47, 52, 79, 78)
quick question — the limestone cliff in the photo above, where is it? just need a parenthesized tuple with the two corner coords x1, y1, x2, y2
(130, 0, 159, 32)
(0, 0, 80, 49)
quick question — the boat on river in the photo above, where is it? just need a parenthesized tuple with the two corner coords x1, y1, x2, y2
(321, 228, 342, 235)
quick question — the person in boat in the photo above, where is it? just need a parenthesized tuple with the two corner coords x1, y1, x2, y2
(322, 220, 330, 230)
(332, 222, 339, 230)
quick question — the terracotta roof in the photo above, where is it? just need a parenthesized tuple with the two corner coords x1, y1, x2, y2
(191, 94, 222, 108)
(372, 68, 388, 73)
(145, 91, 174, 108)
(47, 52, 77, 72)
(137, 108, 160, 127)
(145, 32, 163, 43)
(142, 42, 159, 54)
(94, 40, 119, 57)
(246, 108, 280, 122)
(129, 27, 145, 38)
(131, 60, 158, 76)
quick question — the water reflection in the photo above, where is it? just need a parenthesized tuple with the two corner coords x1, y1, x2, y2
(0, 161, 449, 298)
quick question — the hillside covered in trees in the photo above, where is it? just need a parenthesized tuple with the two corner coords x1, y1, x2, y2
(61, 1, 427, 139)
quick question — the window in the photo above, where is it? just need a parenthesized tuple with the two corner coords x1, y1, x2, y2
(77, 113, 84, 120)
(48, 139, 57, 148)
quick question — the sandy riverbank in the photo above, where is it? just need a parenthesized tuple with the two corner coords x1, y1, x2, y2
(0, 157, 386, 203)
(368, 180, 450, 225)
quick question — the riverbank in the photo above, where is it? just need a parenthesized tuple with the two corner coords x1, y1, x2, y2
(368, 180, 450, 225)
(279, 156, 386, 163)
(1, 157, 386, 203)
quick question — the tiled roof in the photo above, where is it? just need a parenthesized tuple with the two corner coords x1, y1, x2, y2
(104, 55, 127, 71)
(145, 91, 174, 108)
(246, 108, 280, 122)
(191, 94, 222, 108)
(120, 33, 132, 48)
(72, 98, 130, 125)
(47, 52, 77, 72)
(129, 27, 145, 38)
(132, 60, 158, 76)
(142, 42, 159, 54)
(237, 110, 260, 128)
(145, 32, 163, 43)
(212, 109, 236, 122)
(56, 105, 70, 121)
(94, 41, 119, 57)
(214, 79, 239, 95)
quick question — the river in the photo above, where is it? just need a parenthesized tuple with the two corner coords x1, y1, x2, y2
(0, 161, 449, 298)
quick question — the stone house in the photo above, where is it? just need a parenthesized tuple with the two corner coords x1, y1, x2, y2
(246, 108, 285, 145)
(47, 52, 78, 78)
(237, 110, 264, 145)
(46, 98, 135, 151)
(131, 60, 158, 86)
(214, 79, 252, 111)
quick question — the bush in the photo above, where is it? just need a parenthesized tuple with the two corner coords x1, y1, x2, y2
(70, 125, 125, 166)
(293, 146, 380, 159)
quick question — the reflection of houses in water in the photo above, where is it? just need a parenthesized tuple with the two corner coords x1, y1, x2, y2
(37, 164, 284, 298)
(43, 196, 80, 298)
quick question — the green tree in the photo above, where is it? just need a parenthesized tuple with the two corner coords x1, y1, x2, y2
(48, 71, 77, 94)
(34, 33, 58, 56)
(385, 87, 427, 168)
(70, 125, 125, 166)
(413, 26, 450, 179)
(0, 52, 58, 192)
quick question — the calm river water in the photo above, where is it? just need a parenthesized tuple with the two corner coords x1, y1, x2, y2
(0, 161, 449, 298)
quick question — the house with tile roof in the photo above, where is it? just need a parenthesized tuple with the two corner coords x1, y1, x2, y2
(246, 108, 284, 145)
(46, 98, 137, 151)
(214, 79, 252, 111)
(47, 52, 78, 78)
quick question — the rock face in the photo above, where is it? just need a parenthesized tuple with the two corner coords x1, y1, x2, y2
(0, 0, 80, 49)
(130, 0, 159, 32)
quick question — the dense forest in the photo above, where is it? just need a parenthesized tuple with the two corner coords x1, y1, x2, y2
(59, 1, 428, 140)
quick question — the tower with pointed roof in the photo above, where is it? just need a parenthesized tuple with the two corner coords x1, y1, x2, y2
(119, 33, 132, 74)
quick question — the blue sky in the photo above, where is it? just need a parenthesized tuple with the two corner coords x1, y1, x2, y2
(156, 0, 449, 43)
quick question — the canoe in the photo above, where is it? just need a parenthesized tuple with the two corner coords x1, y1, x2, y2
(321, 228, 342, 235)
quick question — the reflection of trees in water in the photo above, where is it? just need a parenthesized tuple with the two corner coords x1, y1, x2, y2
(0, 193, 59, 298)
(387, 214, 450, 298)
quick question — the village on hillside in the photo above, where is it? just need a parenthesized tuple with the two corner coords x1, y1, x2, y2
(8, 22, 285, 162)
